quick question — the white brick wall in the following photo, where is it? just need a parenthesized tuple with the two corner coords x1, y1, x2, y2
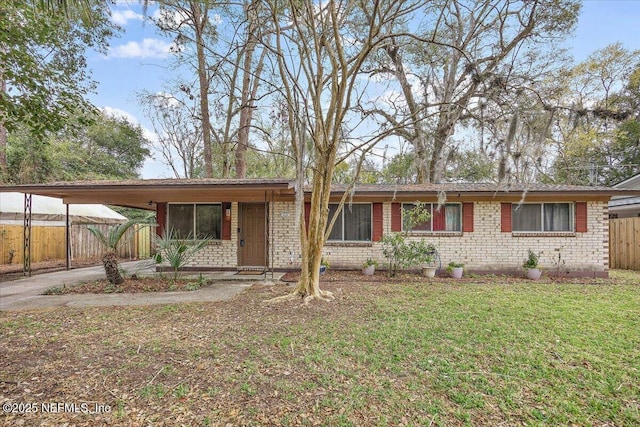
(158, 200, 609, 274)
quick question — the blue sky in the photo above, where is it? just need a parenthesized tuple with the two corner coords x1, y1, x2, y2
(86, 1, 640, 179)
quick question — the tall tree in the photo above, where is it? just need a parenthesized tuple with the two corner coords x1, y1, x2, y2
(0, 0, 116, 180)
(365, 0, 580, 183)
(550, 45, 640, 185)
(265, 0, 422, 303)
(7, 112, 150, 183)
(152, 0, 270, 178)
(139, 90, 204, 178)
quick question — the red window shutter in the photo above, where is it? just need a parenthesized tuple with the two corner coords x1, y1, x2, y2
(432, 206, 446, 231)
(391, 203, 402, 232)
(501, 203, 512, 232)
(221, 202, 232, 240)
(462, 202, 474, 232)
(372, 203, 383, 241)
(575, 202, 587, 232)
(156, 203, 166, 237)
(304, 202, 311, 234)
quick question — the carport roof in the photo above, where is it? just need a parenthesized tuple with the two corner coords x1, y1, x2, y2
(0, 179, 295, 210)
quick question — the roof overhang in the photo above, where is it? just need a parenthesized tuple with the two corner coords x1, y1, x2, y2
(0, 179, 295, 210)
(320, 183, 638, 202)
(1, 180, 638, 210)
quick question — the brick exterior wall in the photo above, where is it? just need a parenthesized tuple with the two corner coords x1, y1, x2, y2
(157, 200, 609, 275)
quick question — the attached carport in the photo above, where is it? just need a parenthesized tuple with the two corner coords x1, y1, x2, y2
(0, 179, 295, 275)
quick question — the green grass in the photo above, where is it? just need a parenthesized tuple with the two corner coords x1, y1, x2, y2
(1, 272, 639, 425)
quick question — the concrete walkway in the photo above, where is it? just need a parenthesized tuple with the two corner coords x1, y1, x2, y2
(0, 260, 284, 311)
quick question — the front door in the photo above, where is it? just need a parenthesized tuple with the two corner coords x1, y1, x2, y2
(238, 203, 267, 267)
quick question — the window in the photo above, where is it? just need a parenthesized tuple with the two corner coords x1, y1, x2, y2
(512, 203, 573, 232)
(167, 203, 222, 239)
(327, 203, 371, 241)
(402, 203, 462, 232)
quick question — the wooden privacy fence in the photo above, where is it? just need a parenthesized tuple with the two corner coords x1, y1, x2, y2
(0, 223, 153, 265)
(609, 217, 640, 270)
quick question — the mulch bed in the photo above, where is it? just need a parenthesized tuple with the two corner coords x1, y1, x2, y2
(43, 276, 209, 295)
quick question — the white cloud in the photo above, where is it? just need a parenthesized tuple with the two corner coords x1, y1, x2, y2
(111, 9, 144, 26)
(101, 106, 140, 124)
(107, 38, 174, 59)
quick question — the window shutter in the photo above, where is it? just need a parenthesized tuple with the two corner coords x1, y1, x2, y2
(462, 202, 474, 232)
(372, 203, 383, 241)
(575, 202, 587, 232)
(221, 202, 232, 240)
(156, 203, 166, 237)
(391, 203, 402, 232)
(432, 206, 445, 231)
(304, 202, 311, 234)
(501, 203, 512, 232)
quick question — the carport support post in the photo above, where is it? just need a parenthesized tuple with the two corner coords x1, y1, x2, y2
(66, 204, 71, 271)
(23, 193, 32, 276)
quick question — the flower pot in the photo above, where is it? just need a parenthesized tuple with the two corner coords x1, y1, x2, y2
(362, 265, 375, 276)
(449, 267, 463, 279)
(422, 266, 437, 278)
(525, 268, 542, 280)
(319, 265, 327, 275)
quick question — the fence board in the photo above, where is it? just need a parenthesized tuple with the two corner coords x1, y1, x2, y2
(609, 218, 640, 270)
(1, 223, 153, 266)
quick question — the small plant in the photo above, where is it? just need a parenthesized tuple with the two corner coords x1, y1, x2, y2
(154, 229, 212, 280)
(321, 258, 330, 269)
(88, 220, 139, 285)
(185, 275, 208, 291)
(446, 261, 464, 272)
(43, 284, 66, 295)
(522, 250, 540, 269)
(362, 258, 378, 268)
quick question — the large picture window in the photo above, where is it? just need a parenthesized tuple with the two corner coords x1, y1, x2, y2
(402, 203, 462, 232)
(327, 203, 372, 241)
(512, 203, 573, 232)
(167, 203, 222, 239)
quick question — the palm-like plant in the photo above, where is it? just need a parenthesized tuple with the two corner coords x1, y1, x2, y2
(87, 220, 138, 285)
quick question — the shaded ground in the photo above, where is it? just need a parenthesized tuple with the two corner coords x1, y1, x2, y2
(0, 259, 102, 283)
(1, 271, 638, 426)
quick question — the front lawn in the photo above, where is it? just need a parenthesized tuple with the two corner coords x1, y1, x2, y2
(1, 271, 639, 426)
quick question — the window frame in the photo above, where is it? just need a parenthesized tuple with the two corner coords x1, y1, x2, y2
(326, 202, 373, 242)
(167, 202, 222, 240)
(401, 202, 463, 233)
(511, 202, 575, 233)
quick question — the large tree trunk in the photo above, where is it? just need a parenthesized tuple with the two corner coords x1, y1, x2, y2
(102, 252, 124, 285)
(191, 1, 213, 178)
(0, 75, 7, 181)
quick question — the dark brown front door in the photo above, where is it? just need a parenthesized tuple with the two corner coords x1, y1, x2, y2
(238, 203, 267, 267)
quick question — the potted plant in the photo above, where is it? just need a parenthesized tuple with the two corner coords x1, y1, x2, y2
(447, 261, 464, 279)
(417, 242, 438, 278)
(523, 249, 542, 280)
(361, 258, 378, 276)
(320, 258, 329, 275)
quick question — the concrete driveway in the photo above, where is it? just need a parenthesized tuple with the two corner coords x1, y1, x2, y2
(0, 260, 282, 311)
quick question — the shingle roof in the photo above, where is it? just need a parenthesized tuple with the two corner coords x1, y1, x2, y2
(325, 182, 625, 195)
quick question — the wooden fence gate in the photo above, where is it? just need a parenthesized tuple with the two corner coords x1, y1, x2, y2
(609, 217, 640, 270)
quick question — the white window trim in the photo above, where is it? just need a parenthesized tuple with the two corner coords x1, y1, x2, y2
(167, 202, 223, 240)
(512, 202, 575, 233)
(327, 202, 373, 242)
(401, 202, 463, 233)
